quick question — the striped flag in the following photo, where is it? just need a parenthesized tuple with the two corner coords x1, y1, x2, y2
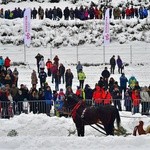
(104, 8, 110, 45)
(23, 8, 31, 47)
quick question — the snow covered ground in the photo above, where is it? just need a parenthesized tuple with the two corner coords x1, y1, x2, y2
(0, 0, 150, 150)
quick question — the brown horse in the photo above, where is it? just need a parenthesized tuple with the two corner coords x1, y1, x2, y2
(64, 94, 121, 136)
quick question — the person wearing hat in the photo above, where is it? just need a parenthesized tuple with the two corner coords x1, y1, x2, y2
(116, 55, 123, 74)
(109, 55, 116, 74)
(101, 67, 110, 87)
(75, 86, 85, 100)
(4, 56, 11, 71)
(120, 73, 128, 96)
(35, 53, 44, 73)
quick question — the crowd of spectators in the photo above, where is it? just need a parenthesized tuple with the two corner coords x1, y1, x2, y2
(0, 54, 150, 119)
(0, 1, 150, 20)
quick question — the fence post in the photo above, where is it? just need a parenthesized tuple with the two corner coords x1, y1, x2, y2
(50, 45, 52, 60)
(103, 45, 105, 64)
(77, 44, 79, 63)
(130, 45, 132, 64)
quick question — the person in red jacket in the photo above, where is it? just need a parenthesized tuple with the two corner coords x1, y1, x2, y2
(46, 58, 52, 77)
(94, 6, 99, 19)
(92, 85, 104, 106)
(132, 89, 141, 114)
(125, 7, 131, 19)
(4, 56, 11, 71)
(103, 88, 112, 105)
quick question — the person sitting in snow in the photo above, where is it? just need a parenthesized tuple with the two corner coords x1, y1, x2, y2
(133, 121, 150, 136)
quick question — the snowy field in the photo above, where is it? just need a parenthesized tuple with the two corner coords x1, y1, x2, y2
(0, 42, 150, 150)
(0, 0, 150, 149)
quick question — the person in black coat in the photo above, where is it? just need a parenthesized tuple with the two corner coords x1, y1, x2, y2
(64, 7, 70, 20)
(74, 7, 79, 19)
(54, 70, 60, 91)
(35, 53, 44, 73)
(110, 55, 116, 74)
(98, 77, 104, 88)
(48, 8, 53, 19)
(0, 88, 10, 118)
(65, 69, 74, 88)
(38, 69, 47, 88)
(112, 86, 122, 111)
(84, 84, 93, 106)
(59, 63, 65, 84)
(13, 90, 24, 115)
(101, 67, 110, 81)
(57, 7, 62, 20)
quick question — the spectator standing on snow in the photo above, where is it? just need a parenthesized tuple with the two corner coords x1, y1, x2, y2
(54, 70, 60, 91)
(31, 70, 38, 88)
(120, 73, 128, 95)
(46, 58, 52, 77)
(78, 69, 86, 89)
(12, 68, 19, 87)
(64, 7, 70, 20)
(59, 63, 65, 84)
(128, 76, 137, 89)
(140, 86, 150, 115)
(76, 61, 83, 74)
(0, 56, 4, 71)
(44, 86, 53, 117)
(112, 86, 122, 111)
(124, 90, 132, 112)
(38, 69, 47, 88)
(53, 55, 59, 68)
(131, 89, 140, 114)
(35, 53, 44, 73)
(117, 55, 123, 74)
(101, 67, 110, 83)
(51, 63, 58, 84)
(65, 69, 74, 88)
(4, 56, 11, 71)
(39, 57, 45, 72)
(32, 7, 37, 19)
(110, 55, 116, 74)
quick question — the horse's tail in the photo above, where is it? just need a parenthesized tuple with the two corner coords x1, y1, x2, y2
(115, 108, 121, 129)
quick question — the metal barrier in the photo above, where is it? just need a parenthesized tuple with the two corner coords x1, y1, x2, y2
(0, 101, 15, 119)
(0, 99, 150, 118)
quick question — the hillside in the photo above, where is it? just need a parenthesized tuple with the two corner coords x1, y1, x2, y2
(0, 0, 150, 47)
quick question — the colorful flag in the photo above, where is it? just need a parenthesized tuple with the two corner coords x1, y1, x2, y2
(23, 8, 31, 47)
(104, 8, 110, 45)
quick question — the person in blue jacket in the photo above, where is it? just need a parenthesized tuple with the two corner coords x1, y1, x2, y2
(0, 56, 4, 71)
(117, 55, 123, 74)
(44, 86, 53, 116)
(120, 73, 128, 95)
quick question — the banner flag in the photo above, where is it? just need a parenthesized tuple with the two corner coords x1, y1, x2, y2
(104, 8, 110, 45)
(23, 8, 31, 47)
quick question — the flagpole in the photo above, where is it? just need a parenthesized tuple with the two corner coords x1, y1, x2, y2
(23, 8, 31, 64)
(103, 8, 110, 65)
(24, 44, 26, 64)
(103, 8, 110, 45)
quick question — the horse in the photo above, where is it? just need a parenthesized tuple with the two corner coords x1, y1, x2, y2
(63, 94, 121, 136)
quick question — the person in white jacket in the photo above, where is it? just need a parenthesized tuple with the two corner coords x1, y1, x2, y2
(140, 86, 150, 115)
(39, 57, 45, 72)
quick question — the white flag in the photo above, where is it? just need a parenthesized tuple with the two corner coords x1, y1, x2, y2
(104, 8, 110, 45)
(23, 8, 31, 47)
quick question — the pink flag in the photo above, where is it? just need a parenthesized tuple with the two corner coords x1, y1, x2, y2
(104, 8, 110, 45)
(23, 8, 31, 47)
